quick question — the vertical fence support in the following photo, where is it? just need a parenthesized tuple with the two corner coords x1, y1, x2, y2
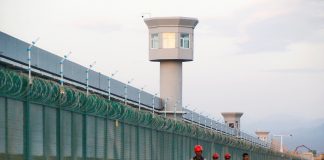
(4, 98, 8, 160)
(24, 98, 31, 160)
(151, 124, 153, 160)
(172, 133, 175, 160)
(56, 106, 61, 160)
(104, 118, 108, 160)
(136, 125, 140, 160)
(121, 123, 125, 160)
(161, 132, 164, 160)
(82, 114, 87, 160)
(42, 105, 46, 160)
(71, 113, 75, 160)
(95, 118, 98, 160)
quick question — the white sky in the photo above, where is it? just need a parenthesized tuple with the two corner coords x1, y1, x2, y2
(1, 0, 324, 133)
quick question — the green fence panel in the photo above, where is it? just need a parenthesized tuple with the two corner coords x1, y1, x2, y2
(144, 127, 152, 160)
(151, 129, 159, 160)
(61, 110, 72, 160)
(153, 130, 162, 160)
(0, 97, 5, 159)
(86, 116, 95, 159)
(130, 125, 137, 160)
(107, 119, 122, 160)
(44, 107, 57, 160)
(123, 123, 131, 160)
(165, 132, 173, 160)
(71, 113, 82, 160)
(29, 104, 44, 160)
(175, 133, 180, 159)
(115, 121, 122, 160)
(96, 118, 105, 160)
(7, 98, 24, 160)
(138, 127, 145, 160)
(107, 119, 114, 160)
(213, 142, 223, 158)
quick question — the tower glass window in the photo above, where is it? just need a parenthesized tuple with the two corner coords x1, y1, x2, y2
(180, 33, 190, 48)
(151, 33, 159, 49)
(162, 33, 176, 48)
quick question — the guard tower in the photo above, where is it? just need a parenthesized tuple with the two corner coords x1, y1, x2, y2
(255, 131, 270, 142)
(144, 17, 199, 118)
(221, 112, 243, 130)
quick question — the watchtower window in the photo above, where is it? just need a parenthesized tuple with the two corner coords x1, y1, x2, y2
(151, 33, 159, 49)
(162, 33, 176, 48)
(180, 33, 190, 48)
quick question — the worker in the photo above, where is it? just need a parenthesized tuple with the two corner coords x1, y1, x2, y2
(242, 153, 249, 160)
(212, 153, 219, 159)
(192, 145, 205, 160)
(224, 153, 231, 160)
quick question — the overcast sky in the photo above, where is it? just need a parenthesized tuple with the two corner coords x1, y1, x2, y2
(1, 0, 324, 136)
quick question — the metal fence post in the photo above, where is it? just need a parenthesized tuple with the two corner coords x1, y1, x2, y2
(56, 104, 61, 160)
(42, 105, 46, 159)
(95, 117, 98, 159)
(136, 125, 140, 160)
(104, 109, 108, 160)
(82, 114, 87, 159)
(4, 98, 8, 159)
(121, 122, 125, 160)
(24, 95, 31, 160)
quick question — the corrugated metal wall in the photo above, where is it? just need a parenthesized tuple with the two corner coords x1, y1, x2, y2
(0, 31, 161, 109)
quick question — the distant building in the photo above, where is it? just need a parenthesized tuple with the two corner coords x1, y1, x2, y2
(255, 131, 270, 142)
(301, 152, 314, 160)
(271, 138, 281, 152)
(314, 154, 324, 160)
(221, 112, 243, 130)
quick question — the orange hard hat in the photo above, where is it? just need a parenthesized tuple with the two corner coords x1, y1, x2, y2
(225, 153, 231, 159)
(213, 153, 219, 159)
(194, 145, 203, 152)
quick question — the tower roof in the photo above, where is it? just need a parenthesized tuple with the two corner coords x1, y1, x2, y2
(221, 112, 243, 118)
(255, 131, 270, 134)
(144, 17, 199, 29)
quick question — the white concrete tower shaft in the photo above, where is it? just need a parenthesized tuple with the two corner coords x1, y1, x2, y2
(144, 17, 198, 118)
(160, 61, 182, 113)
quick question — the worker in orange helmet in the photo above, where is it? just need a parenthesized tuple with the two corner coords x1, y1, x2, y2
(212, 153, 219, 160)
(192, 145, 205, 160)
(224, 153, 231, 160)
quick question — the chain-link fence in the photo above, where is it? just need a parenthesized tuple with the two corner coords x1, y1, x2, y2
(0, 67, 304, 160)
